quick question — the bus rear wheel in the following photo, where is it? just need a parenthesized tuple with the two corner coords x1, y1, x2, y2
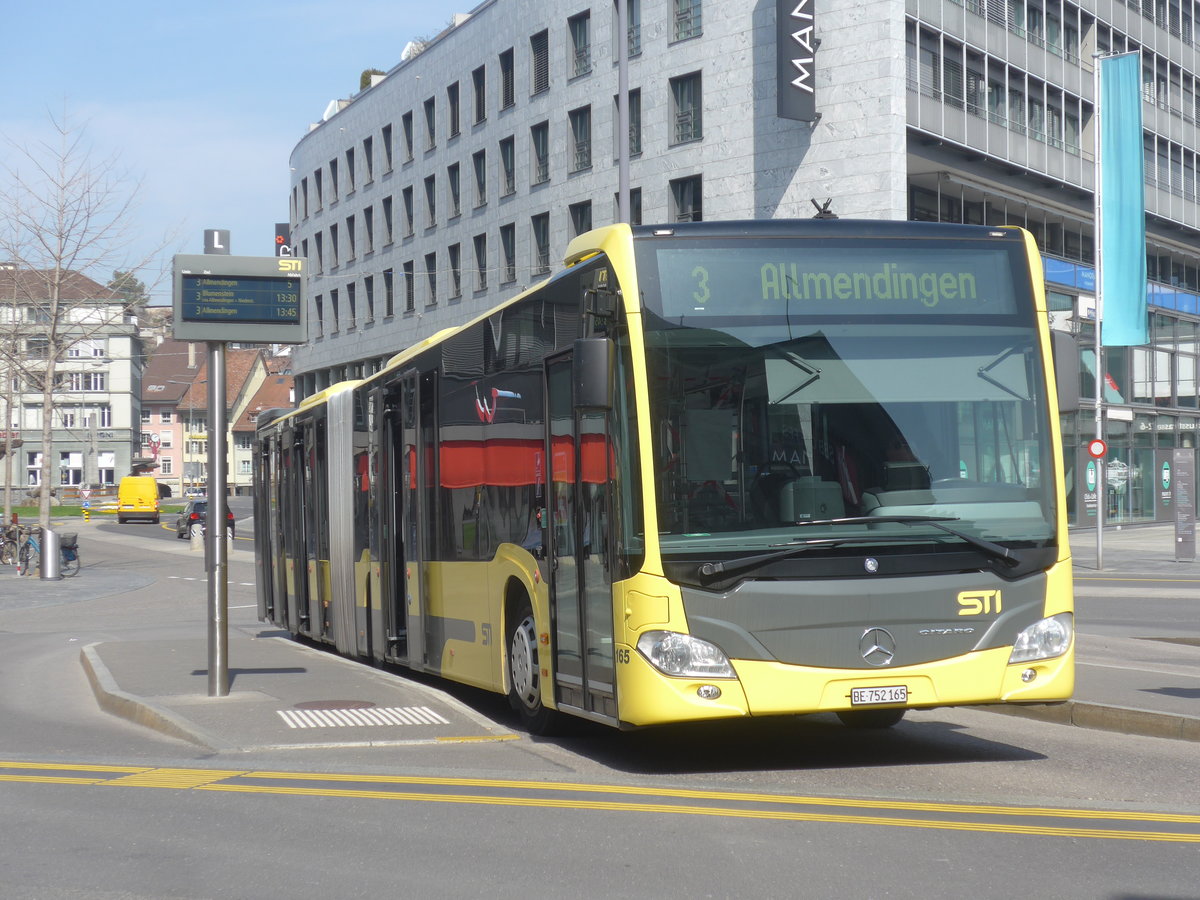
(507, 601, 559, 735)
(836, 708, 906, 729)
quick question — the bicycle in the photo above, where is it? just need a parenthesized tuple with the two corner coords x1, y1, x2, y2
(0, 525, 17, 567)
(15, 525, 81, 577)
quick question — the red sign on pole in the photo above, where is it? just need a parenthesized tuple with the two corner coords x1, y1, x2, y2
(1088, 438, 1108, 459)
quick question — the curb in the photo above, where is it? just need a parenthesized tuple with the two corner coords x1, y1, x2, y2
(980, 700, 1200, 742)
(80, 643, 231, 752)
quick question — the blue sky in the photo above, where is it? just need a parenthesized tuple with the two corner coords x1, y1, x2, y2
(1, 1, 451, 304)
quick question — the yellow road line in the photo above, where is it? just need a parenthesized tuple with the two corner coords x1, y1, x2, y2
(4, 762, 1198, 842)
(199, 783, 1200, 843)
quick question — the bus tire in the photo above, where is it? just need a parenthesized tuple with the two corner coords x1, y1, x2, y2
(836, 708, 906, 729)
(506, 599, 559, 735)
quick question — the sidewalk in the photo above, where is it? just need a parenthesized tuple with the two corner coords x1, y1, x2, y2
(11, 517, 1200, 748)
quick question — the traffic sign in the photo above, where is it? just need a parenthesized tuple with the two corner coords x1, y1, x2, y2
(1087, 438, 1107, 459)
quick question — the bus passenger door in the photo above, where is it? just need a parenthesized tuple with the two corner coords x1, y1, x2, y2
(376, 374, 427, 669)
(547, 356, 617, 722)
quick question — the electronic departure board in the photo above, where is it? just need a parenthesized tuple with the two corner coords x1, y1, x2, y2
(173, 254, 308, 343)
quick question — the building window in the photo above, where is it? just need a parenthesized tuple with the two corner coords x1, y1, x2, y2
(329, 223, 339, 267)
(66, 371, 106, 391)
(425, 252, 437, 305)
(314, 168, 323, 209)
(404, 261, 415, 312)
(569, 12, 591, 78)
(346, 282, 357, 330)
(345, 215, 356, 260)
(473, 149, 487, 207)
(382, 125, 393, 172)
(474, 233, 488, 291)
(615, 89, 643, 157)
(670, 175, 702, 222)
(670, 72, 702, 144)
(301, 178, 309, 217)
(363, 136, 373, 183)
(449, 243, 462, 298)
(531, 30, 550, 95)
(365, 274, 375, 323)
(403, 186, 415, 236)
(315, 294, 324, 337)
(501, 136, 516, 195)
(330, 288, 340, 333)
(160, 457, 174, 476)
(569, 201, 592, 236)
(424, 96, 437, 150)
(424, 174, 437, 227)
(531, 212, 550, 275)
(569, 106, 591, 171)
(673, 0, 702, 41)
(314, 232, 324, 272)
(402, 111, 414, 161)
(363, 205, 374, 253)
(383, 268, 395, 317)
(531, 121, 550, 184)
(448, 163, 461, 218)
(345, 147, 356, 192)
(447, 81, 461, 139)
(626, 0, 642, 56)
(329, 158, 339, 202)
(501, 223, 517, 283)
(160, 409, 173, 424)
(383, 196, 394, 244)
(472, 65, 487, 124)
(500, 48, 515, 109)
(60, 451, 83, 486)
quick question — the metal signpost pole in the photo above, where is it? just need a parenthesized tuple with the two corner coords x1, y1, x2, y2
(206, 341, 229, 697)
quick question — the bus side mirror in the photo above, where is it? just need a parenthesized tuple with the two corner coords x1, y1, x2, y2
(573, 337, 614, 410)
(1051, 330, 1080, 413)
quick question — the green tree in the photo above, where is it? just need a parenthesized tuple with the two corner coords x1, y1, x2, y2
(107, 270, 148, 309)
(360, 69, 386, 91)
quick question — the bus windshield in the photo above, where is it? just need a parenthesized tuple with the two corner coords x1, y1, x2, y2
(635, 231, 1057, 574)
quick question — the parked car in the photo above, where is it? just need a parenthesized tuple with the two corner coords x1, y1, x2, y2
(174, 498, 236, 539)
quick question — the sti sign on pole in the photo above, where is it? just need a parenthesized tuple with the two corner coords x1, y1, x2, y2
(172, 254, 307, 344)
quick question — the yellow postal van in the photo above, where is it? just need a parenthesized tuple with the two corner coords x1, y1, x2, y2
(117, 476, 160, 524)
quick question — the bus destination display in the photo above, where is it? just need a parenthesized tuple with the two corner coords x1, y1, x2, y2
(653, 245, 1021, 320)
(181, 273, 301, 324)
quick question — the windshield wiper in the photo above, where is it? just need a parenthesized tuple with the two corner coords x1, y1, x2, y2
(696, 515, 1020, 581)
(796, 515, 1022, 568)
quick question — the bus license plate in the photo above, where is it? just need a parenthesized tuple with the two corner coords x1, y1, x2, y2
(851, 686, 907, 706)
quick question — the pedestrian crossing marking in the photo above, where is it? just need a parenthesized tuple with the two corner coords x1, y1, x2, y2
(277, 706, 451, 729)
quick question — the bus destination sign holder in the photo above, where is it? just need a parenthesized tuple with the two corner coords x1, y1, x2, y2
(172, 253, 307, 344)
(172, 246, 308, 696)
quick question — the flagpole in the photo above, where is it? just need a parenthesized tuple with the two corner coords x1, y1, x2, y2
(1093, 53, 1105, 571)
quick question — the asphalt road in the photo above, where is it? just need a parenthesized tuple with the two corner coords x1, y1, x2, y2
(0, 523, 1197, 899)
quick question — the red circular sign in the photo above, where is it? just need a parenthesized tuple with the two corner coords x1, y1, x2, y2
(1087, 438, 1107, 459)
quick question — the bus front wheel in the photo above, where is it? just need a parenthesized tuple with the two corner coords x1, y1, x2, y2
(507, 601, 559, 735)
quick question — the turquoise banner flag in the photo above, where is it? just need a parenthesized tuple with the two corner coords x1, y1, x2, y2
(1099, 52, 1149, 347)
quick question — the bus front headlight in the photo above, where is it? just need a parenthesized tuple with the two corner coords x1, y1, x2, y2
(1009, 613, 1073, 664)
(636, 631, 737, 679)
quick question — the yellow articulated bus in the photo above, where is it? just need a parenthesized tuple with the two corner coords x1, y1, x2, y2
(254, 219, 1075, 733)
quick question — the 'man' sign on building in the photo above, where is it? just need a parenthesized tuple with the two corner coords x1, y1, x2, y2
(777, 0, 816, 122)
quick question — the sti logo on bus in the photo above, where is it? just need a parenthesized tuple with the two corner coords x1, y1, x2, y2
(958, 590, 1003, 615)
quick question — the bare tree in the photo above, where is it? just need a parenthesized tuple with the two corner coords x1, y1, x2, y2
(0, 110, 164, 529)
